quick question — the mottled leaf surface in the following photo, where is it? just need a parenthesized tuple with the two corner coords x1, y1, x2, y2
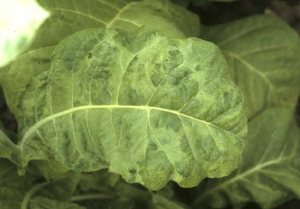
(18, 27, 247, 190)
(1, 0, 199, 117)
(194, 108, 300, 209)
(201, 15, 300, 118)
(0, 47, 54, 116)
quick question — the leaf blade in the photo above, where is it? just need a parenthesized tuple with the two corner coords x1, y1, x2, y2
(19, 27, 247, 190)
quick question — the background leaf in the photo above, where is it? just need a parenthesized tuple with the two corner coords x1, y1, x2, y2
(0, 159, 84, 209)
(0, 159, 37, 190)
(0, 129, 19, 164)
(18, 27, 247, 190)
(194, 108, 300, 209)
(0, 0, 49, 68)
(28, 196, 85, 209)
(201, 15, 300, 118)
(150, 193, 190, 209)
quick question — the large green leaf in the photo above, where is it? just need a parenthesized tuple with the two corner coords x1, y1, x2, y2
(201, 15, 300, 118)
(194, 108, 300, 209)
(1, 0, 200, 117)
(18, 27, 247, 190)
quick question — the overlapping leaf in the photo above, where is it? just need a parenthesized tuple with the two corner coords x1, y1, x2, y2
(201, 15, 300, 118)
(0, 159, 83, 209)
(0, 129, 19, 164)
(18, 27, 247, 190)
(0, 0, 49, 67)
(0, 190, 84, 209)
(194, 108, 300, 209)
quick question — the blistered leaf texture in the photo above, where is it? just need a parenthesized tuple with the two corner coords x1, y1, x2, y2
(18, 28, 247, 190)
(195, 108, 300, 209)
(0, 0, 49, 67)
(1, 0, 199, 117)
(201, 15, 300, 118)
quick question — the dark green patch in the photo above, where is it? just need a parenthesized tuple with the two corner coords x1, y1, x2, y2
(184, 70, 191, 77)
(195, 64, 201, 72)
(151, 73, 164, 87)
(168, 49, 180, 56)
(179, 137, 189, 152)
(167, 121, 181, 132)
(129, 169, 137, 174)
(125, 135, 131, 141)
(148, 143, 158, 151)
(223, 91, 230, 101)
(99, 70, 110, 79)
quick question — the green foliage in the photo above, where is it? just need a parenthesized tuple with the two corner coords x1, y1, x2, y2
(195, 108, 300, 208)
(0, 0, 299, 208)
(201, 15, 300, 118)
(17, 27, 246, 190)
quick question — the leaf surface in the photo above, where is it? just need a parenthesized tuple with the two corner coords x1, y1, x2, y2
(201, 15, 300, 118)
(194, 108, 300, 209)
(18, 27, 247, 190)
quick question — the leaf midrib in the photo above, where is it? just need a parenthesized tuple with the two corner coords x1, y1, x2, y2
(20, 104, 236, 150)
